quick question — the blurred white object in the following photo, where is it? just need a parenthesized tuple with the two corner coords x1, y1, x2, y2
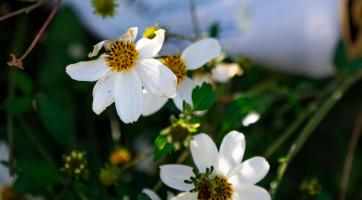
(212, 63, 243, 83)
(64, 0, 341, 77)
(0, 142, 12, 185)
(242, 111, 260, 127)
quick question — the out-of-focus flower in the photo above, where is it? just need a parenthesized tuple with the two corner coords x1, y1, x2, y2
(66, 27, 177, 123)
(143, 26, 161, 39)
(160, 131, 271, 200)
(62, 151, 87, 177)
(109, 148, 131, 166)
(299, 177, 321, 197)
(99, 165, 121, 186)
(142, 38, 221, 115)
(91, 0, 118, 18)
(211, 63, 243, 83)
(242, 111, 260, 127)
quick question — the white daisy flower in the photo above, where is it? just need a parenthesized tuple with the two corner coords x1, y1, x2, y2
(66, 27, 177, 123)
(160, 131, 271, 200)
(211, 63, 243, 83)
(142, 38, 221, 116)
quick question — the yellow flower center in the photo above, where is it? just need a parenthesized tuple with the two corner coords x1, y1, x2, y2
(104, 40, 139, 72)
(162, 55, 187, 84)
(109, 148, 131, 166)
(196, 175, 233, 200)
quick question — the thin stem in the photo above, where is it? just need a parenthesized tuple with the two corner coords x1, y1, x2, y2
(167, 32, 196, 41)
(264, 103, 315, 158)
(189, 0, 201, 36)
(8, 0, 62, 69)
(0, 0, 43, 22)
(122, 152, 151, 171)
(18, 117, 55, 164)
(270, 71, 362, 198)
(338, 105, 362, 200)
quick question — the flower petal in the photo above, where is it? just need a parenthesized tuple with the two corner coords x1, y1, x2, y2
(142, 188, 161, 200)
(92, 73, 115, 115)
(211, 63, 243, 83)
(113, 70, 143, 123)
(136, 29, 165, 58)
(172, 192, 198, 200)
(181, 38, 221, 70)
(135, 58, 177, 97)
(88, 40, 108, 58)
(233, 185, 271, 200)
(66, 55, 110, 81)
(160, 164, 195, 192)
(142, 90, 168, 116)
(173, 77, 195, 111)
(218, 131, 246, 177)
(190, 133, 219, 173)
(119, 27, 138, 41)
(228, 157, 270, 186)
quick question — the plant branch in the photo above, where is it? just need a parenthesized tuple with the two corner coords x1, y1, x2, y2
(189, 0, 201, 36)
(0, 0, 43, 22)
(7, 0, 62, 69)
(338, 105, 362, 200)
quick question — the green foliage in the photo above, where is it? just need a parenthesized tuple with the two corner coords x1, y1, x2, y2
(334, 41, 362, 73)
(192, 83, 217, 111)
(5, 97, 32, 116)
(153, 135, 174, 161)
(37, 98, 75, 146)
(137, 193, 151, 200)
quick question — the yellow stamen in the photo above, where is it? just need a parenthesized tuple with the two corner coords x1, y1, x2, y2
(162, 55, 187, 84)
(197, 176, 233, 200)
(105, 40, 139, 72)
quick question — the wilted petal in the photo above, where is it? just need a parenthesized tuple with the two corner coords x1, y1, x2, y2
(119, 27, 138, 41)
(88, 40, 107, 57)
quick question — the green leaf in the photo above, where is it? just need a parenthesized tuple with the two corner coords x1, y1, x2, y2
(334, 41, 362, 73)
(5, 97, 32, 116)
(137, 193, 151, 200)
(13, 70, 33, 96)
(153, 135, 173, 161)
(192, 83, 217, 111)
(37, 98, 75, 146)
(209, 23, 220, 38)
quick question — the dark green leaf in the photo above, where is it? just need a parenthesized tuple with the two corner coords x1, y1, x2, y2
(192, 83, 217, 111)
(137, 193, 151, 200)
(334, 41, 362, 73)
(5, 97, 33, 116)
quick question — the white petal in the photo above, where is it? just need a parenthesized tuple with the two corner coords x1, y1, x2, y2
(160, 164, 195, 192)
(92, 73, 115, 114)
(119, 27, 138, 41)
(142, 189, 161, 200)
(171, 192, 198, 200)
(233, 185, 271, 200)
(190, 133, 219, 173)
(88, 40, 107, 58)
(66, 55, 110, 81)
(113, 70, 143, 123)
(228, 157, 270, 186)
(172, 78, 196, 111)
(211, 63, 243, 83)
(136, 29, 165, 58)
(0, 142, 12, 184)
(142, 90, 168, 116)
(135, 59, 177, 97)
(181, 38, 221, 70)
(218, 131, 246, 177)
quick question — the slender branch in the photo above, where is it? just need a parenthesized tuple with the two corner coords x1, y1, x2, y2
(338, 105, 362, 200)
(8, 0, 62, 69)
(270, 71, 362, 198)
(189, 0, 201, 36)
(0, 0, 43, 22)
(122, 152, 152, 171)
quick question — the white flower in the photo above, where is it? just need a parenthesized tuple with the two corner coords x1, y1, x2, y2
(160, 131, 271, 200)
(142, 38, 221, 116)
(211, 63, 243, 83)
(66, 27, 177, 123)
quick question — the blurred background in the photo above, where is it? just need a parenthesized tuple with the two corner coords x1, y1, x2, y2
(0, 0, 362, 199)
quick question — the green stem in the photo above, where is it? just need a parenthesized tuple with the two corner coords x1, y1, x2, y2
(271, 72, 362, 198)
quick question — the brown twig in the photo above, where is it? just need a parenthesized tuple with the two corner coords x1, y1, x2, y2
(7, 0, 62, 69)
(0, 0, 43, 22)
(339, 105, 362, 200)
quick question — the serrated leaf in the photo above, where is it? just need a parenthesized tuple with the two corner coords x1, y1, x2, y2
(192, 83, 217, 111)
(153, 135, 173, 161)
(37, 98, 75, 146)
